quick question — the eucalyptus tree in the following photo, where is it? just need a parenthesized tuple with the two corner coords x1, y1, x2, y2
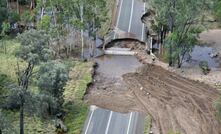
(0, 0, 8, 34)
(16, 29, 52, 134)
(35, 0, 108, 57)
(149, 0, 214, 67)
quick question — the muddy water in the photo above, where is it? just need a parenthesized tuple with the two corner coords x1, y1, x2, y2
(183, 45, 221, 69)
(95, 55, 142, 78)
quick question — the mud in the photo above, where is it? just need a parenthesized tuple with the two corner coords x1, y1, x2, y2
(124, 65, 220, 134)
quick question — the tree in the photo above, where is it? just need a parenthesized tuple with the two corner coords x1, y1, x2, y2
(149, 0, 213, 67)
(68, 0, 107, 57)
(20, 10, 34, 29)
(1, 22, 10, 54)
(214, 0, 221, 22)
(35, 0, 108, 58)
(37, 15, 50, 32)
(0, 0, 8, 34)
(37, 61, 68, 113)
(16, 29, 51, 134)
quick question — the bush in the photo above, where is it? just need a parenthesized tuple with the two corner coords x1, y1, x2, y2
(199, 61, 210, 75)
(9, 11, 20, 23)
(0, 74, 8, 90)
(37, 61, 68, 111)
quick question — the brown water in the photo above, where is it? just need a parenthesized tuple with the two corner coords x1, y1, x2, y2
(183, 45, 221, 69)
(95, 55, 142, 78)
(157, 45, 221, 69)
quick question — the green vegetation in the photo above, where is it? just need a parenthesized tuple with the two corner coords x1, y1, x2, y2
(2, 110, 56, 134)
(0, 39, 56, 133)
(98, 0, 115, 37)
(64, 62, 93, 134)
(199, 61, 210, 75)
(149, 0, 214, 68)
(37, 61, 69, 115)
(0, 0, 112, 133)
(167, 130, 180, 134)
(0, 40, 21, 81)
(144, 115, 151, 134)
(214, 0, 221, 22)
(0, 39, 93, 133)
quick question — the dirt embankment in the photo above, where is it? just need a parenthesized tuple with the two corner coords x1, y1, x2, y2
(124, 65, 220, 134)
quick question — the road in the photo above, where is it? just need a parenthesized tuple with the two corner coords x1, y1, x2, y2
(114, 0, 146, 41)
(82, 106, 145, 134)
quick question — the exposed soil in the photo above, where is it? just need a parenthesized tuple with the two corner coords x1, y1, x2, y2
(199, 29, 221, 54)
(124, 65, 220, 134)
(85, 38, 221, 134)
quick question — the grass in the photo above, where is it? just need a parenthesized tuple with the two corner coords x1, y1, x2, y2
(144, 115, 151, 134)
(3, 110, 56, 134)
(0, 40, 21, 81)
(64, 61, 93, 134)
(167, 130, 181, 134)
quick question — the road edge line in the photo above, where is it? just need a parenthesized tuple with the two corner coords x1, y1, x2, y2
(141, 2, 146, 41)
(105, 111, 113, 134)
(84, 108, 95, 134)
(128, 0, 135, 32)
(126, 112, 133, 134)
(114, 0, 124, 39)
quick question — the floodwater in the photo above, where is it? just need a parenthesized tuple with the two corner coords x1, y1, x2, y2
(95, 55, 142, 78)
(183, 45, 221, 69)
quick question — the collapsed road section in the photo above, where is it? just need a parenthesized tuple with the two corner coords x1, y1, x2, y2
(85, 40, 221, 134)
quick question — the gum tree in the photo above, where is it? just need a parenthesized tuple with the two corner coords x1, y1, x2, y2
(149, 0, 214, 67)
(16, 29, 51, 134)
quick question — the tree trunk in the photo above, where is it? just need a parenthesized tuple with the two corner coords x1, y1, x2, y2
(40, 7, 44, 20)
(80, 4, 84, 59)
(177, 54, 181, 68)
(6, 0, 9, 9)
(168, 0, 176, 66)
(20, 100, 24, 134)
(16, 0, 19, 14)
(168, 31, 173, 66)
(4, 40, 7, 54)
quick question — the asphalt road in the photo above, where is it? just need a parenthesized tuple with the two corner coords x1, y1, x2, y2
(82, 106, 145, 134)
(115, 0, 146, 41)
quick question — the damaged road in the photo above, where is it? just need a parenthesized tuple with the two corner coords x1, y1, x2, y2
(85, 43, 221, 134)
(86, 63, 220, 134)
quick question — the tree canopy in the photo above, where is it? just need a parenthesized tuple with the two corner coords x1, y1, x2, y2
(149, 0, 214, 67)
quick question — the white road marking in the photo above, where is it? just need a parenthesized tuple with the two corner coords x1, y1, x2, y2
(116, 0, 124, 28)
(115, 0, 124, 39)
(126, 112, 133, 134)
(84, 107, 96, 134)
(141, 3, 146, 41)
(105, 111, 113, 134)
(128, 0, 135, 32)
